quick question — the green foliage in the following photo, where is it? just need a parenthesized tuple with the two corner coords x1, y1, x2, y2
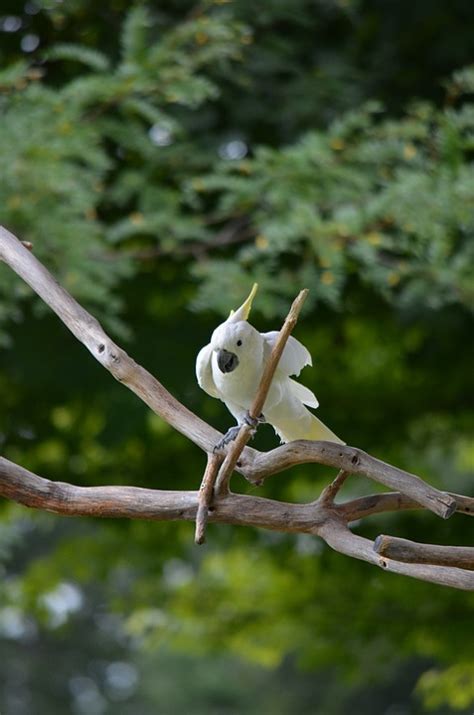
(417, 664, 474, 711)
(125, 535, 474, 677)
(45, 43, 111, 71)
(1, 6, 474, 334)
(0, 5, 249, 341)
(189, 96, 474, 316)
(0, 59, 31, 90)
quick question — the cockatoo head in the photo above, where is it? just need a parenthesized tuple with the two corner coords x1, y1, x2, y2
(210, 284, 263, 374)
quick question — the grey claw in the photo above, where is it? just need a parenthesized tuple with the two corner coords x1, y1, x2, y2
(213, 426, 241, 452)
(213, 413, 266, 452)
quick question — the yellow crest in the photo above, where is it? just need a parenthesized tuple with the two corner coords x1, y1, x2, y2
(228, 283, 258, 322)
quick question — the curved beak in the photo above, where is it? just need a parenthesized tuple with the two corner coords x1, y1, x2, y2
(217, 349, 239, 374)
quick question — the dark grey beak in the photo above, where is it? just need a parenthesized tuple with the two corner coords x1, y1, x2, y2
(217, 349, 239, 374)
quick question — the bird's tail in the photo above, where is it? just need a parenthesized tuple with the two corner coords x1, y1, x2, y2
(306, 413, 345, 444)
(268, 405, 345, 445)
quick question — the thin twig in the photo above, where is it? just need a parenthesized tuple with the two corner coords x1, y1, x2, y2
(101, 218, 253, 262)
(318, 470, 350, 505)
(195, 453, 223, 545)
(215, 288, 309, 495)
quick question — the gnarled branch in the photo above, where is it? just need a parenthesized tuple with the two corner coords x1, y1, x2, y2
(1, 456, 473, 590)
(0, 225, 472, 591)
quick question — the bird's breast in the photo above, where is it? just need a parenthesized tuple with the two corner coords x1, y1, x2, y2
(211, 352, 262, 408)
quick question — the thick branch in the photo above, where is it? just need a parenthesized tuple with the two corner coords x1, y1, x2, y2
(374, 535, 474, 570)
(242, 441, 457, 520)
(1, 456, 472, 590)
(0, 456, 325, 533)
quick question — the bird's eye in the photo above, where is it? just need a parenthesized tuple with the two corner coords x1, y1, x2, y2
(237, 339, 242, 347)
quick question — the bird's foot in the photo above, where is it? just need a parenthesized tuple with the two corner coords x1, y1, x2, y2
(213, 413, 265, 452)
(243, 411, 265, 428)
(213, 426, 242, 453)
(213, 414, 266, 453)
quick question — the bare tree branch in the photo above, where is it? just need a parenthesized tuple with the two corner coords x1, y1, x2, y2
(241, 440, 457, 519)
(317, 520, 474, 591)
(0, 225, 221, 454)
(338, 491, 474, 522)
(1, 456, 473, 590)
(374, 535, 474, 570)
(1, 225, 472, 592)
(0, 456, 325, 533)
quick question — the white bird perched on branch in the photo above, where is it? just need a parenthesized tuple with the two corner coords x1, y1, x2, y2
(196, 284, 344, 449)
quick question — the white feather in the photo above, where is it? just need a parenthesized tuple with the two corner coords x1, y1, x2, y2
(195, 343, 220, 398)
(262, 332, 312, 377)
(288, 378, 319, 408)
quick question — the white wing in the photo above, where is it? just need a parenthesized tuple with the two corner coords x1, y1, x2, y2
(262, 332, 318, 409)
(288, 378, 319, 408)
(262, 332, 312, 377)
(195, 343, 220, 398)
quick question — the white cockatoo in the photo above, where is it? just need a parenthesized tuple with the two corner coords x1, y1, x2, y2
(196, 284, 344, 448)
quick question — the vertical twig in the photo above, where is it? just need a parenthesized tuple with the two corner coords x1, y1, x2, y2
(215, 289, 309, 495)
